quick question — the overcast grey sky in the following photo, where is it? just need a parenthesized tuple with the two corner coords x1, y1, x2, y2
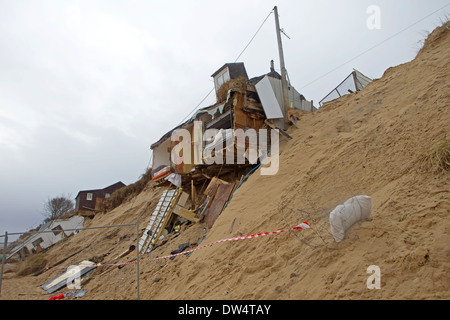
(1, 0, 449, 237)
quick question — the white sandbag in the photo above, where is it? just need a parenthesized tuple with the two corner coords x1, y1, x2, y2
(329, 195, 372, 242)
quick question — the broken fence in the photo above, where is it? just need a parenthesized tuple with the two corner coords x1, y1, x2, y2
(1, 221, 312, 299)
(0, 222, 141, 299)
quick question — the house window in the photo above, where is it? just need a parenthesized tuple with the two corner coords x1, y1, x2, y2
(52, 225, 63, 236)
(105, 193, 110, 199)
(87, 193, 93, 201)
(32, 238, 44, 247)
(215, 68, 230, 91)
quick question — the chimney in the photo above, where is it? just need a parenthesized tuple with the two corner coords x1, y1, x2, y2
(270, 60, 275, 73)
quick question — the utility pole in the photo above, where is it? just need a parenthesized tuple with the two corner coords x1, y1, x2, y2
(274, 6, 290, 129)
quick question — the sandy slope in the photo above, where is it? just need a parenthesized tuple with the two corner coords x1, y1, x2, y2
(1, 22, 449, 300)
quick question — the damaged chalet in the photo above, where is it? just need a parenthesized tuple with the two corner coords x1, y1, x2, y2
(139, 61, 314, 254)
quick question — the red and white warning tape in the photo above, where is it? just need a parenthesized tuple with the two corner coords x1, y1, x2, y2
(45, 222, 310, 270)
(150, 222, 310, 261)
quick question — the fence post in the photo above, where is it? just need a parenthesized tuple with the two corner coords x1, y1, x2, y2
(136, 222, 140, 300)
(0, 231, 8, 296)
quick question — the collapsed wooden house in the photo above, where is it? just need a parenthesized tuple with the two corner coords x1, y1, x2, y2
(151, 62, 313, 182)
(139, 62, 315, 253)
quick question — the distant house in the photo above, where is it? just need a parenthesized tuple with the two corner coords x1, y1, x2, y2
(7, 215, 85, 259)
(75, 181, 126, 216)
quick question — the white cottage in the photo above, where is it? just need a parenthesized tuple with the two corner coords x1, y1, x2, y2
(7, 215, 84, 259)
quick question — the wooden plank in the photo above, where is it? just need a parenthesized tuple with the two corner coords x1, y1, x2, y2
(233, 105, 249, 129)
(178, 191, 189, 207)
(204, 183, 235, 229)
(173, 205, 200, 223)
(191, 180, 196, 207)
(204, 177, 229, 197)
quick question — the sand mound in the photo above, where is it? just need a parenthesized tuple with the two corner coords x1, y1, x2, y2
(1, 22, 449, 300)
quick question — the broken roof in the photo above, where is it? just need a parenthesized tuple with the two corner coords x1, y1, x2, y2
(150, 101, 226, 150)
(211, 62, 248, 79)
(248, 69, 282, 86)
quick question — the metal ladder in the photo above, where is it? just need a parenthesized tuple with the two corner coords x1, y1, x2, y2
(138, 188, 179, 254)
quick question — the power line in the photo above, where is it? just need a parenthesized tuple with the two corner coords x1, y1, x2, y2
(234, 10, 274, 62)
(176, 87, 215, 126)
(177, 9, 274, 126)
(299, 3, 450, 90)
